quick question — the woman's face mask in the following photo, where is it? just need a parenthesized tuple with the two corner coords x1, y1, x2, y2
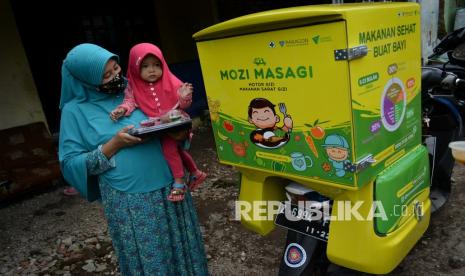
(98, 73, 126, 94)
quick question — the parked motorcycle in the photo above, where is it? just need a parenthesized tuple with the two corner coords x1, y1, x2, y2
(276, 28, 465, 275)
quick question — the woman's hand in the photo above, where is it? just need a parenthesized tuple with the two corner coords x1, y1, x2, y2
(101, 125, 142, 158)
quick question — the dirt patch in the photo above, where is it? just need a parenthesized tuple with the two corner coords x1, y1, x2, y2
(1, 122, 465, 275)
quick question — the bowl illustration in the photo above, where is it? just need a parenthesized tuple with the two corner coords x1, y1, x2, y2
(250, 129, 290, 149)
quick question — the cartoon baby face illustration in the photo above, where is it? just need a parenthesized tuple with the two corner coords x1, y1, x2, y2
(248, 99, 280, 129)
(325, 147, 349, 162)
(247, 98, 293, 149)
(322, 134, 351, 177)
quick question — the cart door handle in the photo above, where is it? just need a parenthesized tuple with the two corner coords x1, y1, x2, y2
(354, 154, 376, 173)
(334, 45, 368, 61)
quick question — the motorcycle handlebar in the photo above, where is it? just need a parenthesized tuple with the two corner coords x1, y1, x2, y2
(441, 73, 459, 91)
(422, 66, 465, 93)
(441, 73, 465, 92)
(455, 78, 465, 90)
(421, 67, 446, 89)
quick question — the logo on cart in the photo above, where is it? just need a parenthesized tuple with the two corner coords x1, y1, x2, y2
(284, 243, 307, 268)
(397, 10, 417, 17)
(268, 41, 276, 48)
(312, 35, 332, 44)
(312, 35, 320, 44)
(253, 57, 267, 66)
(278, 38, 309, 47)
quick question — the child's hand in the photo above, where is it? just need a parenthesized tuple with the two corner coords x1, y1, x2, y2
(110, 107, 126, 121)
(179, 83, 193, 101)
(160, 113, 171, 123)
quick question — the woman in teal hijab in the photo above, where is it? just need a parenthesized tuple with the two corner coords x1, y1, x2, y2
(59, 43, 208, 275)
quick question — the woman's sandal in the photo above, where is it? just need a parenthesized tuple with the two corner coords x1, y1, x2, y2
(168, 183, 186, 202)
(188, 170, 207, 191)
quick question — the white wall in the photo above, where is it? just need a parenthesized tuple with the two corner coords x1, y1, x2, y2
(418, 0, 439, 64)
(0, 0, 47, 131)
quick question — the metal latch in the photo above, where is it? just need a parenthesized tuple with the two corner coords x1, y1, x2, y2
(334, 45, 368, 61)
(354, 154, 376, 173)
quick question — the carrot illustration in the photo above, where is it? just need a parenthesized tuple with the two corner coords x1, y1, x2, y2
(305, 132, 319, 158)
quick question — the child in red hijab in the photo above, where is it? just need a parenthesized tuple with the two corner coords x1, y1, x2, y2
(110, 43, 207, 201)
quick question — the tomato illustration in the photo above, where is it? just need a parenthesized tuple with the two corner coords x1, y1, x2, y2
(223, 120, 234, 132)
(228, 139, 248, 157)
(310, 126, 325, 139)
(305, 119, 328, 140)
(294, 135, 301, 142)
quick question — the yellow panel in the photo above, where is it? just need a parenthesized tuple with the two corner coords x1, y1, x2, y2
(327, 182, 430, 274)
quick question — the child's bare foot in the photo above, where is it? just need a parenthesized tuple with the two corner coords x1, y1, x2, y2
(110, 107, 126, 121)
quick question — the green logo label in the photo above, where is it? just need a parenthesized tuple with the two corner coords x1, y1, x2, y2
(312, 35, 320, 44)
(254, 57, 266, 66)
(358, 72, 379, 86)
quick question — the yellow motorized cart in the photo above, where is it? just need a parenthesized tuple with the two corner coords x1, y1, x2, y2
(194, 3, 428, 274)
